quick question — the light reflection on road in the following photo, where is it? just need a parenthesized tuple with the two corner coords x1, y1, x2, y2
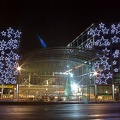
(0, 103, 120, 120)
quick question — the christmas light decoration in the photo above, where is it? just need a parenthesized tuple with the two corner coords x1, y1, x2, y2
(102, 27, 109, 34)
(113, 60, 117, 65)
(0, 27, 21, 84)
(111, 36, 120, 44)
(87, 23, 120, 84)
(99, 23, 105, 29)
(113, 49, 119, 58)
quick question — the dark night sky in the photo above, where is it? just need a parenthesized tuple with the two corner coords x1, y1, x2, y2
(0, 0, 120, 53)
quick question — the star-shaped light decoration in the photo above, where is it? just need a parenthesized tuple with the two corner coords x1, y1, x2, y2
(87, 28, 94, 36)
(7, 27, 14, 35)
(111, 24, 117, 34)
(103, 64, 111, 70)
(1, 31, 6, 37)
(95, 36, 110, 47)
(97, 73, 108, 84)
(99, 23, 105, 29)
(0, 40, 6, 49)
(106, 72, 113, 78)
(111, 29, 116, 34)
(10, 77, 16, 84)
(0, 27, 21, 84)
(94, 39, 100, 46)
(116, 23, 120, 33)
(100, 55, 109, 64)
(114, 68, 119, 72)
(6, 50, 15, 60)
(104, 39, 111, 46)
(117, 23, 120, 28)
(94, 61, 100, 70)
(3, 78, 10, 84)
(0, 62, 4, 69)
(5, 60, 13, 67)
(14, 30, 21, 38)
(7, 34, 12, 38)
(0, 55, 4, 61)
(111, 24, 116, 30)
(102, 27, 109, 34)
(102, 47, 110, 55)
(14, 54, 20, 60)
(113, 49, 119, 58)
(1, 50, 5, 55)
(113, 60, 117, 65)
(111, 36, 120, 44)
(1, 70, 6, 78)
(93, 28, 101, 36)
(85, 40, 94, 49)
(12, 44, 18, 49)
(95, 79, 100, 84)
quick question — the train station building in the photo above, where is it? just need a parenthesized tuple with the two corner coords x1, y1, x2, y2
(0, 23, 120, 101)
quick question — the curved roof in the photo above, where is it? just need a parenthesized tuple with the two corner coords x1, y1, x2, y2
(19, 47, 103, 84)
(20, 47, 102, 63)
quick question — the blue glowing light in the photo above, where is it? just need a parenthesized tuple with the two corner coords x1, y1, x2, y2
(37, 34, 47, 48)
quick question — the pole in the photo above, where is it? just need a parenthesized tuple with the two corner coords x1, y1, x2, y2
(16, 84, 19, 100)
(16, 71, 20, 101)
(16, 66, 21, 101)
(1, 84, 4, 99)
(112, 84, 114, 101)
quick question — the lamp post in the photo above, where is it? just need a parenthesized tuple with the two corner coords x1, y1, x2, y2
(92, 71, 98, 101)
(16, 66, 21, 101)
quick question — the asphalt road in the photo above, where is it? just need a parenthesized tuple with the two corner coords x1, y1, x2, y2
(0, 103, 120, 120)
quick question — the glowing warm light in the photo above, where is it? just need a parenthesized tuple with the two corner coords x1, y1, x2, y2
(94, 71, 98, 76)
(17, 66, 21, 71)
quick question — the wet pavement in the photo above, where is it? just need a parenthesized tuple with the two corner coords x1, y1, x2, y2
(0, 102, 120, 120)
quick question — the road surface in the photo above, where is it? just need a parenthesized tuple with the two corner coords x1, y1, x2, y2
(0, 103, 120, 120)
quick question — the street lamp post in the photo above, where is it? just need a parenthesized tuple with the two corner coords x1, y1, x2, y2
(16, 66, 21, 101)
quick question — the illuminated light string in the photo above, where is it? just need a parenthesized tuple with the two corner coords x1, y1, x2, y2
(86, 23, 120, 84)
(0, 27, 21, 84)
